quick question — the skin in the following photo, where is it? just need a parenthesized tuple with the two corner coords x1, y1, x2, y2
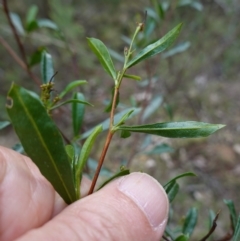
(0, 146, 169, 241)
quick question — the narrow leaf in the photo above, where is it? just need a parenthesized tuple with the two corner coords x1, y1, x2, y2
(233, 216, 240, 241)
(224, 199, 237, 229)
(26, 5, 38, 24)
(162, 41, 191, 58)
(182, 208, 198, 237)
(10, 13, 25, 35)
(72, 93, 85, 137)
(6, 84, 76, 204)
(109, 48, 125, 63)
(208, 210, 216, 231)
(123, 74, 141, 81)
(25, 5, 38, 32)
(75, 125, 103, 198)
(117, 121, 225, 138)
(65, 145, 74, 160)
(41, 51, 54, 84)
(126, 23, 183, 68)
(29, 47, 46, 67)
(141, 96, 163, 122)
(87, 38, 117, 79)
(164, 172, 196, 188)
(98, 168, 130, 190)
(37, 19, 59, 30)
(0, 121, 10, 130)
(80, 108, 141, 140)
(59, 80, 87, 98)
(165, 181, 179, 203)
(114, 109, 135, 127)
(175, 234, 189, 241)
(50, 99, 92, 111)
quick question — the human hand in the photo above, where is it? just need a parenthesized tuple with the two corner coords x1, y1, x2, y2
(0, 146, 169, 241)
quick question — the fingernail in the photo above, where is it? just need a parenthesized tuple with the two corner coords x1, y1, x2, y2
(118, 172, 169, 229)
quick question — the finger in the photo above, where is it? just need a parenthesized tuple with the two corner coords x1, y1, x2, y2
(0, 146, 56, 241)
(0, 146, 93, 241)
(17, 172, 169, 241)
(52, 175, 92, 217)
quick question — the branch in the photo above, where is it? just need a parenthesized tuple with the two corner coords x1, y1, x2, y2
(2, 0, 28, 63)
(199, 211, 220, 241)
(2, 0, 41, 85)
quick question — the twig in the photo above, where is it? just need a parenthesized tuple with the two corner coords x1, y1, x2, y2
(87, 87, 119, 194)
(199, 211, 220, 241)
(2, 0, 41, 85)
(0, 36, 27, 70)
(2, 0, 28, 63)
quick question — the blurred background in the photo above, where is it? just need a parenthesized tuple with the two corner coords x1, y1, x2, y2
(0, 0, 240, 238)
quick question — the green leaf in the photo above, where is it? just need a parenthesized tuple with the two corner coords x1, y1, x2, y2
(41, 51, 54, 84)
(6, 84, 76, 204)
(164, 226, 176, 240)
(109, 49, 125, 63)
(123, 74, 141, 81)
(10, 13, 25, 35)
(165, 181, 179, 203)
(175, 234, 189, 241)
(59, 80, 87, 98)
(65, 144, 74, 160)
(25, 5, 38, 32)
(0, 121, 10, 130)
(150, 0, 165, 20)
(120, 130, 131, 138)
(224, 199, 237, 229)
(114, 109, 135, 127)
(50, 99, 92, 111)
(126, 23, 183, 68)
(164, 103, 174, 120)
(182, 208, 198, 237)
(26, 5, 38, 25)
(162, 41, 191, 58)
(72, 93, 85, 137)
(233, 216, 240, 241)
(208, 209, 216, 240)
(75, 125, 103, 198)
(37, 19, 59, 30)
(141, 96, 163, 122)
(26, 20, 38, 32)
(97, 168, 130, 190)
(164, 172, 196, 188)
(80, 108, 141, 140)
(29, 47, 46, 67)
(87, 37, 117, 80)
(116, 121, 225, 138)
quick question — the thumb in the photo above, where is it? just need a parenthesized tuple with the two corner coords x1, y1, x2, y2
(16, 172, 169, 241)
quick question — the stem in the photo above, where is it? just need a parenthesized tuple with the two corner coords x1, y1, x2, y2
(2, 0, 41, 85)
(88, 87, 119, 194)
(87, 131, 114, 194)
(88, 24, 142, 194)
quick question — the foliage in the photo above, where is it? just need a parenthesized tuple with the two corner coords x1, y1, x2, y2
(1, 1, 239, 240)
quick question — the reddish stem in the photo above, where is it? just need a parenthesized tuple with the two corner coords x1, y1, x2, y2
(88, 87, 119, 194)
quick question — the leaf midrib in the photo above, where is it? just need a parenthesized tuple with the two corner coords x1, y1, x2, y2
(15, 90, 73, 202)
